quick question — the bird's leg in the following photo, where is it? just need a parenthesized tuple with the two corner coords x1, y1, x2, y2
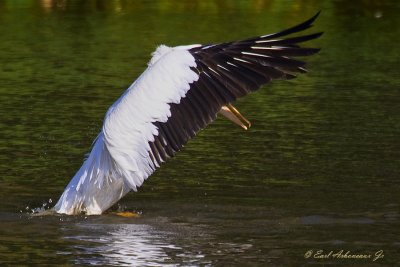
(114, 211, 141, 218)
(219, 104, 251, 130)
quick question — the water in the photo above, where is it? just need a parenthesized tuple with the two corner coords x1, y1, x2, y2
(1, 0, 399, 266)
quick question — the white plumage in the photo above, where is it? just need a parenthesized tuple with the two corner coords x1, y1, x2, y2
(55, 46, 200, 214)
(54, 13, 322, 215)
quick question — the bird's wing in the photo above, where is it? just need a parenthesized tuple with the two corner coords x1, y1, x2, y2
(103, 12, 322, 191)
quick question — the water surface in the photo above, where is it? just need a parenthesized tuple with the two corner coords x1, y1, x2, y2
(0, 0, 399, 266)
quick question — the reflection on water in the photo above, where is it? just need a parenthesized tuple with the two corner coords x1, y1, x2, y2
(60, 215, 258, 266)
(1, 207, 398, 266)
(66, 223, 184, 266)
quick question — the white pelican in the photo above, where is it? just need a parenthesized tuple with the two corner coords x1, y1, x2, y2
(54, 13, 322, 215)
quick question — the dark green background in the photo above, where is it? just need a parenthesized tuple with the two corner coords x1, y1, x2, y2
(0, 0, 399, 266)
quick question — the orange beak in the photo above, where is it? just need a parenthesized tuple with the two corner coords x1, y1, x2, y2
(219, 104, 251, 130)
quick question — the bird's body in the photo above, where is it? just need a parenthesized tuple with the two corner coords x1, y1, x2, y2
(55, 45, 200, 214)
(54, 13, 322, 215)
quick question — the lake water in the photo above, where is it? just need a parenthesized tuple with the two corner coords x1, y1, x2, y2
(1, 0, 399, 266)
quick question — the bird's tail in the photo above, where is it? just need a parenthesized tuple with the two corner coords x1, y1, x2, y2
(53, 134, 130, 215)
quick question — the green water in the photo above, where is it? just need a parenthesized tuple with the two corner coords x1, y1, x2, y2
(1, 0, 399, 266)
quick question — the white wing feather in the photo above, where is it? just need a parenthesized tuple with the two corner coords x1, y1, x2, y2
(103, 45, 199, 189)
(54, 45, 199, 215)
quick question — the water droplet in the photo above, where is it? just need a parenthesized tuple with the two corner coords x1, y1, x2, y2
(374, 11, 383, 19)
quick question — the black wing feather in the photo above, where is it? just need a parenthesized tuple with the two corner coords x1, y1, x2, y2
(147, 12, 322, 171)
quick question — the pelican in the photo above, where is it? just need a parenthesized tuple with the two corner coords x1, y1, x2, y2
(54, 13, 322, 215)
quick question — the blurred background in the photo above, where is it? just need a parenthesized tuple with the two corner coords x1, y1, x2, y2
(0, 0, 399, 266)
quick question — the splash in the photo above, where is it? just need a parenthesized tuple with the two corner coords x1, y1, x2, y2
(23, 198, 57, 216)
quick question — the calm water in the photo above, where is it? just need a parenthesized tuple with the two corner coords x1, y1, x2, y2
(1, 0, 400, 266)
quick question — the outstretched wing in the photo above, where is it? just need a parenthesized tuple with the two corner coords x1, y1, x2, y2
(103, 12, 322, 191)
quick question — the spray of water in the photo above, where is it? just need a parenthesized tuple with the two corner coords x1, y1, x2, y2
(22, 198, 56, 216)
